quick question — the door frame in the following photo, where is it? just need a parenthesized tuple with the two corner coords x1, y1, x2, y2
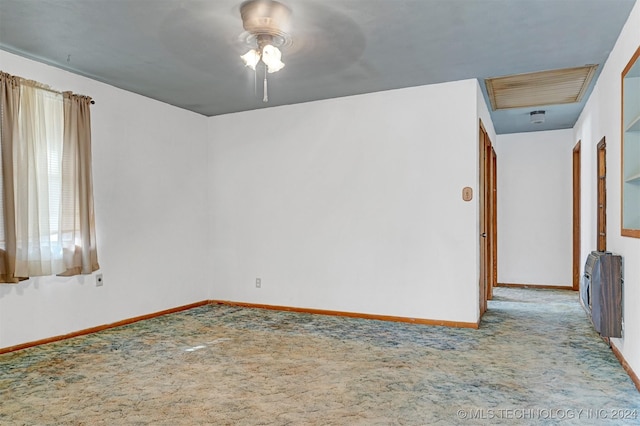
(572, 141, 581, 290)
(479, 120, 497, 316)
(490, 147, 497, 298)
(597, 137, 607, 252)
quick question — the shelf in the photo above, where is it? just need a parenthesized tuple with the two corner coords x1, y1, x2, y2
(626, 113, 640, 132)
(622, 47, 640, 237)
(625, 171, 640, 183)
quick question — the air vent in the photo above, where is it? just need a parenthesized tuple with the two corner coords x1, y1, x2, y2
(485, 65, 598, 111)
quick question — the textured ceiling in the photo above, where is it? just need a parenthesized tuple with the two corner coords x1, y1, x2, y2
(0, 0, 636, 134)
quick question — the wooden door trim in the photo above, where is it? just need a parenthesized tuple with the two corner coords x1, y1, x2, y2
(572, 141, 581, 291)
(478, 119, 496, 315)
(597, 137, 606, 252)
(479, 121, 487, 316)
(491, 147, 497, 298)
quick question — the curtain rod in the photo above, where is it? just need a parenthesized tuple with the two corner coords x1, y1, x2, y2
(30, 82, 95, 104)
(1, 72, 96, 104)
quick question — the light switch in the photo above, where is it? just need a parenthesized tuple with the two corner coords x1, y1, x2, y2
(462, 187, 473, 201)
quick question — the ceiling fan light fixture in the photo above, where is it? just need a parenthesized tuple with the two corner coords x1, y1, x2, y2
(241, 49, 261, 70)
(261, 44, 285, 73)
(238, 0, 292, 102)
(239, 0, 291, 74)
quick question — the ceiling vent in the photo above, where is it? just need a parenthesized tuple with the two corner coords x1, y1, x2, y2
(485, 65, 598, 111)
(530, 110, 545, 124)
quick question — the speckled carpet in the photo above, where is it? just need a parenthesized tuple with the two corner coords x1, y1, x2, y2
(1, 288, 639, 425)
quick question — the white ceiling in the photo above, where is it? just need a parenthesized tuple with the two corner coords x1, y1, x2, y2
(0, 0, 636, 134)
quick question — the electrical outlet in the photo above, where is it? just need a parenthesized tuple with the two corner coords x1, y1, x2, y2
(96, 273, 104, 287)
(256, 278, 261, 288)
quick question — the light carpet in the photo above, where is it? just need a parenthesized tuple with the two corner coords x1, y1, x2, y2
(1, 287, 639, 425)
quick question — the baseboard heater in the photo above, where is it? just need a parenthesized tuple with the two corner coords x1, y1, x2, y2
(580, 251, 623, 338)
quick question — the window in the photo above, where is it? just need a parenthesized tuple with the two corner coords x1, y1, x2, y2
(0, 72, 99, 282)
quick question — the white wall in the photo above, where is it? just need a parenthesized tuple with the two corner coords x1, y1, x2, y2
(477, 82, 497, 143)
(494, 129, 575, 287)
(0, 51, 210, 348)
(573, 0, 640, 376)
(208, 79, 482, 324)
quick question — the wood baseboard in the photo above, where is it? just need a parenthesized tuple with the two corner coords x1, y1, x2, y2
(212, 300, 480, 329)
(0, 300, 211, 355)
(1, 299, 479, 354)
(610, 341, 640, 393)
(496, 282, 574, 290)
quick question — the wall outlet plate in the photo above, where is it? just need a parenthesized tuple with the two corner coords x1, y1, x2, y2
(256, 278, 261, 288)
(96, 273, 104, 287)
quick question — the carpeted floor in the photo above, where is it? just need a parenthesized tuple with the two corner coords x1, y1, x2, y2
(1, 287, 639, 425)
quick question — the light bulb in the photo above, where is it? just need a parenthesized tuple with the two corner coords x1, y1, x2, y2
(241, 49, 260, 70)
(261, 45, 285, 73)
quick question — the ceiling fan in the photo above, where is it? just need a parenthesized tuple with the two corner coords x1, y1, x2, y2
(238, 0, 292, 102)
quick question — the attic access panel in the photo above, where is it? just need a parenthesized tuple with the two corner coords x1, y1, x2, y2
(485, 65, 598, 110)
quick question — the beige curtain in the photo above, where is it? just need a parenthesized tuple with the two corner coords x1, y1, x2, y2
(0, 72, 21, 282)
(0, 71, 98, 282)
(59, 92, 99, 275)
(14, 82, 65, 277)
